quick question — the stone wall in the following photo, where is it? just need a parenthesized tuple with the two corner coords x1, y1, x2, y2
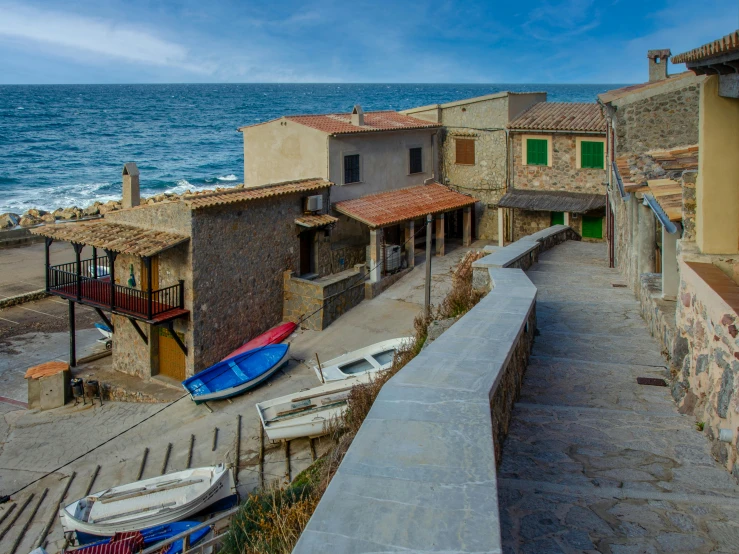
(105, 200, 192, 235)
(682, 170, 697, 242)
(672, 258, 739, 478)
(615, 84, 701, 154)
(638, 272, 677, 360)
(511, 133, 607, 194)
(190, 193, 308, 372)
(512, 209, 551, 242)
(283, 265, 366, 330)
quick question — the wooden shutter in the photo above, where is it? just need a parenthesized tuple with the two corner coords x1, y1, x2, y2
(455, 139, 475, 165)
(550, 212, 564, 225)
(526, 139, 548, 166)
(581, 141, 604, 169)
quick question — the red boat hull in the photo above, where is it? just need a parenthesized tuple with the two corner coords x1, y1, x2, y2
(222, 322, 297, 361)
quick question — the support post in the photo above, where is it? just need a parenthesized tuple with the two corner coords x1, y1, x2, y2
(94, 308, 113, 332)
(564, 212, 571, 226)
(637, 201, 656, 275)
(145, 256, 153, 321)
(369, 228, 382, 284)
(425, 214, 432, 316)
(106, 250, 117, 311)
(129, 318, 148, 345)
(44, 238, 52, 292)
(498, 207, 505, 247)
(662, 224, 681, 300)
(404, 220, 415, 269)
(73, 243, 83, 301)
(92, 247, 98, 279)
(68, 300, 76, 368)
(463, 206, 472, 247)
(435, 213, 445, 256)
(179, 280, 185, 309)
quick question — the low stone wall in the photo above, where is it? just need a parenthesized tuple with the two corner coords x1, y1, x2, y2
(293, 226, 580, 553)
(283, 265, 366, 331)
(0, 227, 45, 249)
(0, 289, 49, 309)
(364, 267, 412, 300)
(638, 273, 677, 360)
(673, 258, 739, 478)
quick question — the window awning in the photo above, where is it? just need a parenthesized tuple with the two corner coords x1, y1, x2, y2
(295, 214, 338, 228)
(497, 189, 605, 213)
(333, 183, 476, 228)
(30, 220, 190, 257)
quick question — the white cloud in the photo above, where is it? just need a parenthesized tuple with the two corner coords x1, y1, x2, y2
(0, 2, 209, 73)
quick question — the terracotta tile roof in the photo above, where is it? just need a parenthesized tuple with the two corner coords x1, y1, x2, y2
(598, 72, 698, 104)
(184, 179, 331, 209)
(333, 183, 476, 228)
(507, 103, 606, 133)
(295, 214, 338, 228)
(30, 220, 189, 257)
(241, 111, 441, 135)
(615, 145, 698, 187)
(647, 179, 682, 222)
(673, 31, 739, 64)
(497, 189, 605, 213)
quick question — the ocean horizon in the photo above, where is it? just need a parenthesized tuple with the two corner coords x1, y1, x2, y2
(0, 83, 625, 214)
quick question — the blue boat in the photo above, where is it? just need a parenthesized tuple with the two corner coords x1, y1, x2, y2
(76, 520, 211, 553)
(182, 344, 290, 403)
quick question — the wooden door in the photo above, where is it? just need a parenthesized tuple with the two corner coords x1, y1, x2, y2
(158, 327, 186, 380)
(140, 257, 159, 291)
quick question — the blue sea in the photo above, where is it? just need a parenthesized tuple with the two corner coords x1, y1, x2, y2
(0, 83, 623, 214)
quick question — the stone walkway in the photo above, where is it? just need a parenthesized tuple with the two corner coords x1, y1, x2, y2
(498, 241, 739, 554)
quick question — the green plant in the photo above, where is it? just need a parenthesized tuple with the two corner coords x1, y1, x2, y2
(696, 421, 705, 432)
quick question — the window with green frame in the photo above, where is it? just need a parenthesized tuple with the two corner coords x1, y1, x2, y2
(550, 212, 564, 225)
(580, 141, 604, 169)
(526, 138, 548, 166)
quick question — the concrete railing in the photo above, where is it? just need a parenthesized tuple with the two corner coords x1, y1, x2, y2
(292, 226, 578, 554)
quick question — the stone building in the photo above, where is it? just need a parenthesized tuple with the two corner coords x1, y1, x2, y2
(498, 102, 608, 242)
(240, 107, 478, 295)
(32, 166, 339, 381)
(400, 92, 545, 241)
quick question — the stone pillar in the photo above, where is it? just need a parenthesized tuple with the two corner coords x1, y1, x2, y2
(498, 207, 505, 247)
(122, 163, 140, 209)
(662, 224, 680, 300)
(369, 228, 382, 283)
(564, 212, 570, 226)
(404, 220, 415, 269)
(435, 213, 445, 256)
(463, 207, 472, 247)
(637, 201, 656, 275)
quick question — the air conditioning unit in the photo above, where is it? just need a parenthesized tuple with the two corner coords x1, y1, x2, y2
(304, 195, 323, 213)
(366, 245, 402, 273)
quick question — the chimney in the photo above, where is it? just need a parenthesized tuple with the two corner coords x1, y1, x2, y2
(647, 49, 671, 82)
(351, 105, 364, 126)
(122, 162, 140, 209)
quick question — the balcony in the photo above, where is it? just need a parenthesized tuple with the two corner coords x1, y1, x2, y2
(48, 257, 188, 324)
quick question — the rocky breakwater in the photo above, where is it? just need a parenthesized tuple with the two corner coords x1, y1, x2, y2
(0, 184, 246, 230)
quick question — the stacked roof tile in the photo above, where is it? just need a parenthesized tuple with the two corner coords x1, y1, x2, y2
(295, 214, 338, 228)
(184, 179, 331, 209)
(334, 183, 476, 228)
(241, 111, 441, 135)
(507, 103, 606, 133)
(673, 31, 739, 64)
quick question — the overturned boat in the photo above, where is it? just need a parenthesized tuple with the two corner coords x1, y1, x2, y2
(222, 321, 297, 362)
(256, 373, 374, 441)
(59, 464, 236, 538)
(312, 337, 411, 382)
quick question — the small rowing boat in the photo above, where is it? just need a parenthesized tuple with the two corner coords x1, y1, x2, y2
(183, 344, 289, 403)
(312, 337, 411, 382)
(223, 322, 297, 361)
(74, 520, 211, 553)
(59, 464, 236, 538)
(256, 374, 374, 441)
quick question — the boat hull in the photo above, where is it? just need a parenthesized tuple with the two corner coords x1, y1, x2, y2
(312, 337, 411, 382)
(223, 322, 297, 361)
(60, 465, 236, 538)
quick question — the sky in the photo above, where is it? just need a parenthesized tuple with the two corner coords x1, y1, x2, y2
(0, 0, 736, 84)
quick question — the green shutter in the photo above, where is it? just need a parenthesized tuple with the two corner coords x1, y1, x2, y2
(550, 211, 564, 225)
(581, 141, 604, 169)
(582, 216, 603, 238)
(526, 139, 548, 166)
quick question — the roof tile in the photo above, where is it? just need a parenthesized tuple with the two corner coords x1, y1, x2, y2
(242, 111, 441, 135)
(184, 179, 331, 209)
(507, 103, 606, 133)
(673, 31, 739, 64)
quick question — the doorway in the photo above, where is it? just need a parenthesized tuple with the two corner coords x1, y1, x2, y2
(299, 231, 315, 277)
(158, 326, 186, 380)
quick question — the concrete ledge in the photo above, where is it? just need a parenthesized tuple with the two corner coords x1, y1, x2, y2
(0, 289, 50, 309)
(0, 227, 45, 249)
(364, 267, 412, 300)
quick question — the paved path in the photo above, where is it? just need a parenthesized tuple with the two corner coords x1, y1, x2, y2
(498, 241, 739, 554)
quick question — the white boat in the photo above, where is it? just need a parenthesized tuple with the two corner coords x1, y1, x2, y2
(257, 374, 375, 441)
(311, 337, 411, 382)
(59, 464, 236, 538)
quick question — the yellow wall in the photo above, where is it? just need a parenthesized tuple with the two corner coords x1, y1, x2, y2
(697, 75, 739, 254)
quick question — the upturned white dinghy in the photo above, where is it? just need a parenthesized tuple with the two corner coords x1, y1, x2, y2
(59, 464, 236, 538)
(257, 374, 374, 441)
(311, 337, 411, 382)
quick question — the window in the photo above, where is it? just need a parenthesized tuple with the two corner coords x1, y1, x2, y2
(551, 212, 564, 225)
(526, 138, 548, 166)
(580, 141, 604, 169)
(455, 139, 475, 165)
(344, 154, 360, 184)
(582, 215, 603, 239)
(409, 147, 423, 174)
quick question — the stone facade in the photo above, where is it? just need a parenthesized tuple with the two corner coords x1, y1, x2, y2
(511, 134, 607, 194)
(638, 272, 677, 360)
(615, 84, 701, 154)
(283, 265, 366, 330)
(511, 209, 551, 242)
(673, 257, 739, 477)
(681, 170, 697, 242)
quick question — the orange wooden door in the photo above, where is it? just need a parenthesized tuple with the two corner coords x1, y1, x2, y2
(158, 327, 185, 380)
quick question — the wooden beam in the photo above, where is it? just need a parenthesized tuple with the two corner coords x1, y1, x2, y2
(94, 308, 113, 333)
(129, 318, 148, 345)
(165, 321, 187, 356)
